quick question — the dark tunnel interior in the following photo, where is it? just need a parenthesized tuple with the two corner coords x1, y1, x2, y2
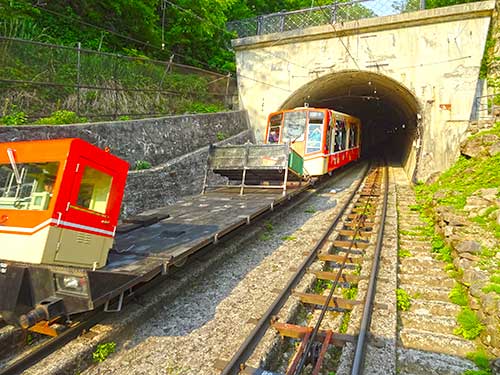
(280, 70, 421, 172)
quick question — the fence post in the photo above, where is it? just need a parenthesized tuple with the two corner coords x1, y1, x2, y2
(225, 72, 231, 109)
(420, 0, 426, 10)
(279, 11, 285, 32)
(330, 3, 338, 23)
(113, 56, 118, 120)
(76, 42, 81, 117)
(257, 15, 263, 35)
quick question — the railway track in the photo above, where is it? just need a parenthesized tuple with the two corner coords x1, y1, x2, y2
(219, 163, 389, 375)
(0, 164, 367, 375)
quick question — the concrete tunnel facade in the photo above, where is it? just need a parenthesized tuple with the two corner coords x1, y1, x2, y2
(233, 1, 495, 181)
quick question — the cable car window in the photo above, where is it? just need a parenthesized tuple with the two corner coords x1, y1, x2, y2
(0, 162, 59, 210)
(283, 111, 307, 143)
(308, 111, 324, 124)
(349, 123, 357, 148)
(335, 119, 346, 152)
(267, 113, 283, 143)
(76, 166, 113, 214)
(306, 123, 323, 154)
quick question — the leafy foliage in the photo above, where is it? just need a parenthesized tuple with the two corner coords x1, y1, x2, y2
(454, 307, 484, 340)
(449, 283, 468, 306)
(135, 160, 152, 170)
(92, 342, 116, 363)
(35, 110, 87, 125)
(396, 288, 411, 311)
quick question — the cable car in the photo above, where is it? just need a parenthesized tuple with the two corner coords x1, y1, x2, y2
(264, 107, 361, 176)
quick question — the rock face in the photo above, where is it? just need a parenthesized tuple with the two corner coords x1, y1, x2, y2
(455, 240, 482, 255)
(460, 133, 500, 158)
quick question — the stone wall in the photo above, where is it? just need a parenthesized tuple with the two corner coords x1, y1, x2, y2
(0, 110, 250, 167)
(122, 130, 252, 216)
(0, 111, 253, 216)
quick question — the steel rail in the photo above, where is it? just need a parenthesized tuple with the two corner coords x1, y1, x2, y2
(220, 163, 370, 375)
(292, 166, 382, 375)
(350, 164, 388, 375)
(0, 165, 359, 375)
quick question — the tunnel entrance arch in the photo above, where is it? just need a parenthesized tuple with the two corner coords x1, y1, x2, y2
(278, 70, 423, 179)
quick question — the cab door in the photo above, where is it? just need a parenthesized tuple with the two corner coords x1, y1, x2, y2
(54, 157, 115, 267)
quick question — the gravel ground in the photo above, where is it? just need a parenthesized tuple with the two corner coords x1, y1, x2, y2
(73, 163, 367, 375)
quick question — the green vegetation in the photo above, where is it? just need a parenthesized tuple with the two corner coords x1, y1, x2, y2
(396, 288, 411, 311)
(35, 110, 87, 125)
(398, 248, 412, 258)
(304, 207, 317, 214)
(454, 307, 484, 340)
(339, 312, 350, 334)
(135, 160, 152, 170)
(449, 283, 468, 306)
(92, 342, 116, 363)
(0, 105, 27, 125)
(259, 220, 274, 241)
(465, 349, 493, 375)
(313, 279, 332, 294)
(281, 235, 297, 241)
(216, 131, 228, 141)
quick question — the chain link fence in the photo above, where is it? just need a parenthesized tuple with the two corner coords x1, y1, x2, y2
(228, 0, 432, 38)
(0, 36, 237, 123)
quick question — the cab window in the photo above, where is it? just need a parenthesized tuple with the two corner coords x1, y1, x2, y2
(0, 162, 59, 210)
(76, 166, 113, 214)
(267, 113, 283, 143)
(282, 111, 307, 143)
(306, 111, 324, 154)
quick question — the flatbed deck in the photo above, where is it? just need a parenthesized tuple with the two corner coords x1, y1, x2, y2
(106, 184, 309, 277)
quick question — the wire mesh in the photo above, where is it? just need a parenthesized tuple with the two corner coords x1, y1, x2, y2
(228, 0, 429, 38)
(0, 36, 237, 122)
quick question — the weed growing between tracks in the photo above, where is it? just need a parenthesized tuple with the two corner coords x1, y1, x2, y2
(396, 289, 411, 311)
(92, 342, 116, 363)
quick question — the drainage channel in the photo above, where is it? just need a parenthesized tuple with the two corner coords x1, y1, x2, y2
(219, 163, 388, 375)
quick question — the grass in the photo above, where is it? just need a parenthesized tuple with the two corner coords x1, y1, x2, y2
(449, 283, 468, 306)
(465, 349, 493, 375)
(281, 235, 297, 241)
(92, 342, 116, 363)
(259, 221, 274, 241)
(304, 207, 317, 214)
(396, 288, 411, 311)
(314, 279, 333, 294)
(454, 307, 484, 340)
(398, 248, 412, 258)
(135, 160, 152, 170)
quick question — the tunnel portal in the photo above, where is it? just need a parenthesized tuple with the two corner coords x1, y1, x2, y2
(280, 70, 421, 176)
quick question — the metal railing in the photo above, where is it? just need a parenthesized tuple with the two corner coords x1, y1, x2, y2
(475, 92, 500, 120)
(0, 36, 237, 122)
(227, 0, 429, 38)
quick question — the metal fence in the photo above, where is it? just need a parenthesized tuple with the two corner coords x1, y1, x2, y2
(228, 0, 432, 38)
(0, 36, 237, 122)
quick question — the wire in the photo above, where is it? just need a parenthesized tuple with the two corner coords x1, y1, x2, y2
(317, 3, 361, 70)
(33, 3, 218, 71)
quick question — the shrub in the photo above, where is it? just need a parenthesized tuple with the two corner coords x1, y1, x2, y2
(454, 307, 484, 340)
(92, 342, 116, 363)
(0, 110, 27, 125)
(396, 288, 411, 311)
(135, 160, 152, 170)
(35, 110, 87, 125)
(449, 283, 468, 306)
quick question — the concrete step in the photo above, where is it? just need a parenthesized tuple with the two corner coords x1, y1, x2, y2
(400, 312, 458, 335)
(409, 299, 461, 317)
(399, 258, 446, 276)
(398, 284, 452, 302)
(397, 348, 478, 375)
(399, 328, 476, 357)
(399, 273, 454, 288)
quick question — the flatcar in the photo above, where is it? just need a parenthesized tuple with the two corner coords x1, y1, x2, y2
(0, 137, 313, 336)
(264, 107, 361, 177)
